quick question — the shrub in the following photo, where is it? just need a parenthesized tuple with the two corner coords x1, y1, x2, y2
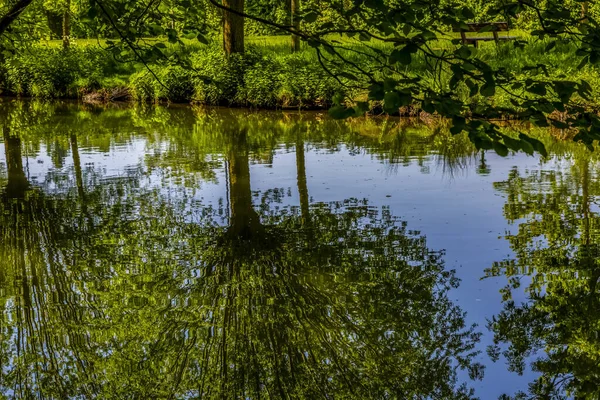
(129, 70, 157, 102)
(239, 56, 283, 108)
(129, 65, 196, 103)
(1, 46, 113, 98)
(191, 45, 262, 105)
(277, 53, 342, 108)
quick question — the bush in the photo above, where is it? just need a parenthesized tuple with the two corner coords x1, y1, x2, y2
(1, 46, 122, 98)
(130, 65, 196, 103)
(191, 45, 262, 105)
(239, 56, 283, 108)
(277, 53, 341, 108)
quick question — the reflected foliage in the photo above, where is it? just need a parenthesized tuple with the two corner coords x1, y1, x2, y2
(488, 147, 600, 399)
(0, 102, 484, 398)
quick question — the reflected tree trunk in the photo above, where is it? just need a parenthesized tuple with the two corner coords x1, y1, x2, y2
(70, 134, 85, 199)
(581, 160, 590, 247)
(3, 127, 29, 199)
(296, 135, 310, 226)
(227, 128, 262, 239)
(222, 0, 245, 55)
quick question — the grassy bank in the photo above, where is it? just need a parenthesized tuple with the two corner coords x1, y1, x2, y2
(1, 34, 600, 113)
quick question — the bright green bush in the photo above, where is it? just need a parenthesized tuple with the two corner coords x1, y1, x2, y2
(130, 65, 196, 103)
(239, 56, 283, 108)
(1, 35, 600, 113)
(129, 70, 157, 102)
(190, 45, 263, 105)
(277, 53, 342, 108)
(3, 49, 81, 97)
(0, 46, 132, 98)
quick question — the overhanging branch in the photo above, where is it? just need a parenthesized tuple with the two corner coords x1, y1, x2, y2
(0, 0, 34, 36)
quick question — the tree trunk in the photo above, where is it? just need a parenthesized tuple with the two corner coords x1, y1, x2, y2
(582, 2, 589, 20)
(62, 0, 71, 49)
(222, 0, 245, 55)
(291, 0, 300, 52)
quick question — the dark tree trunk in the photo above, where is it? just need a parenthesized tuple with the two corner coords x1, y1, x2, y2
(62, 0, 71, 50)
(291, 0, 300, 52)
(45, 10, 62, 39)
(70, 134, 84, 199)
(222, 0, 245, 55)
(296, 136, 310, 225)
(227, 129, 261, 239)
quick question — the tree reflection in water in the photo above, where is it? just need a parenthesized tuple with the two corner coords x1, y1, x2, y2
(488, 146, 600, 399)
(0, 104, 484, 399)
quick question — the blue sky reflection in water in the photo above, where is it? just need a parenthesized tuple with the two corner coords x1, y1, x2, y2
(0, 102, 597, 399)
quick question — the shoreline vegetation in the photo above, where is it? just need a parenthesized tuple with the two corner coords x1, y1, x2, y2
(2, 34, 600, 118)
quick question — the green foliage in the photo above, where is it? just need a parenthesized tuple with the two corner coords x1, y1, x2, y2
(191, 45, 259, 105)
(486, 147, 600, 398)
(0, 102, 485, 399)
(0, 45, 133, 98)
(3, 0, 600, 154)
(4, 48, 82, 97)
(127, 44, 343, 107)
(130, 65, 195, 103)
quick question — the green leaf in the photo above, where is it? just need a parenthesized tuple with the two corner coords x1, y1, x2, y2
(87, 6, 99, 19)
(493, 141, 509, 157)
(384, 92, 402, 113)
(519, 134, 547, 157)
(328, 105, 354, 119)
(167, 29, 178, 44)
(461, 7, 475, 19)
(390, 48, 412, 65)
(455, 46, 473, 59)
(480, 82, 496, 97)
(303, 12, 319, 23)
(527, 83, 547, 96)
(197, 34, 209, 45)
(577, 56, 589, 70)
(451, 116, 466, 135)
(354, 101, 370, 116)
(368, 83, 385, 101)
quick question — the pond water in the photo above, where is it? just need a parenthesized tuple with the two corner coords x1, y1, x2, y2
(0, 101, 597, 399)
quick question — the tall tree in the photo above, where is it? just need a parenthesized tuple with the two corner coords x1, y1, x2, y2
(62, 0, 71, 49)
(290, 0, 300, 52)
(222, 0, 245, 55)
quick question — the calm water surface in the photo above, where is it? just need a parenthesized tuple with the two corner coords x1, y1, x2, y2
(0, 102, 597, 399)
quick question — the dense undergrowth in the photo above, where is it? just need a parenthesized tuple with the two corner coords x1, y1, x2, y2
(1, 36, 600, 113)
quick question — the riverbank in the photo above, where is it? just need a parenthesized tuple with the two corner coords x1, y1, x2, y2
(1, 36, 600, 114)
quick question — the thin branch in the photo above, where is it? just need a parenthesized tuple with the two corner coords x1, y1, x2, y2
(95, 0, 168, 90)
